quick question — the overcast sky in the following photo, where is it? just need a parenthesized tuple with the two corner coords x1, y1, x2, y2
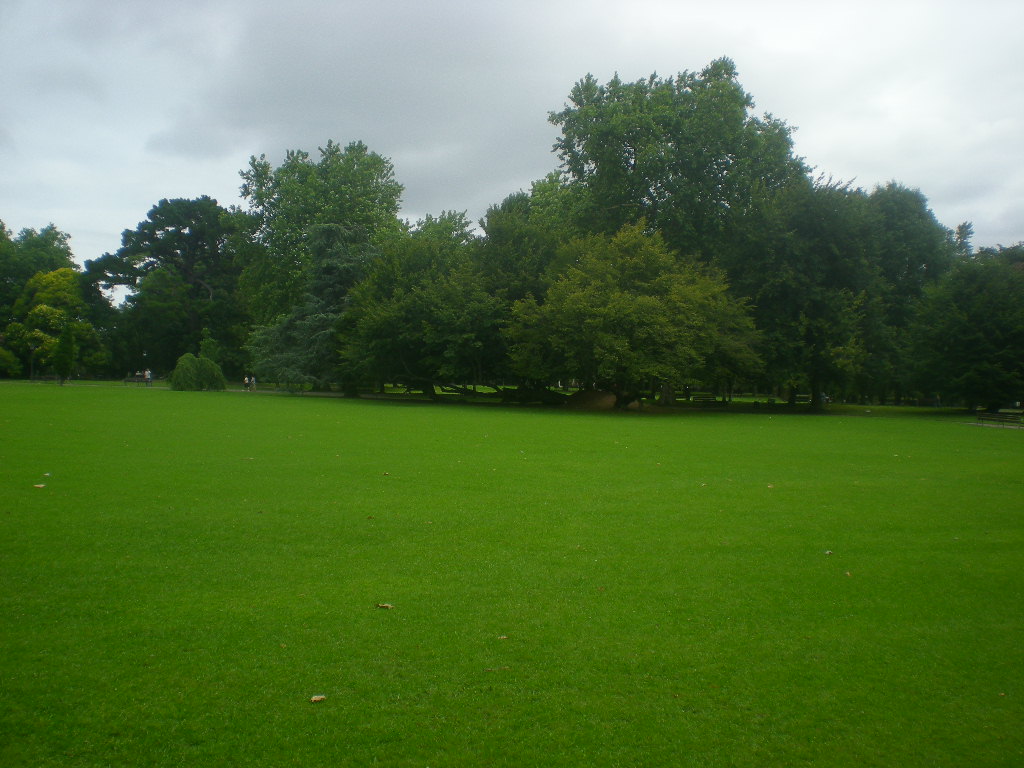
(2, 0, 1022, 265)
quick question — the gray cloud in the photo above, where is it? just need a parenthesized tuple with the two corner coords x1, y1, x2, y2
(2, 0, 1022, 261)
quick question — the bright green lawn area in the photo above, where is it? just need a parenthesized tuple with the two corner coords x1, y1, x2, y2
(1, 382, 1022, 766)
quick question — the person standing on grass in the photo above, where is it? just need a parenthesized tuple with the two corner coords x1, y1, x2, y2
(244, 376, 249, 391)
(250, 375, 256, 391)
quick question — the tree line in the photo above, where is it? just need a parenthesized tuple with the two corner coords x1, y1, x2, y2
(2, 58, 1022, 409)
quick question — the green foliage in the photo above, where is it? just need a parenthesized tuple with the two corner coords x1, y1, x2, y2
(507, 223, 759, 402)
(11, 267, 86, 319)
(169, 352, 227, 391)
(0, 60, 1006, 407)
(0, 345, 21, 376)
(198, 327, 223, 365)
(2, 267, 101, 378)
(867, 182, 954, 315)
(237, 141, 408, 391)
(548, 62, 965, 402)
(0, 222, 75, 324)
(717, 177, 882, 400)
(475, 181, 586, 305)
(238, 140, 404, 323)
(95, 197, 248, 375)
(51, 323, 75, 383)
(246, 223, 390, 392)
(550, 59, 803, 253)
(246, 306, 338, 392)
(342, 212, 504, 392)
(911, 248, 1024, 409)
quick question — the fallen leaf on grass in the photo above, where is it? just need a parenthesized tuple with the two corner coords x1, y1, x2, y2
(310, 695, 326, 703)
(376, 603, 394, 609)
(33, 484, 46, 488)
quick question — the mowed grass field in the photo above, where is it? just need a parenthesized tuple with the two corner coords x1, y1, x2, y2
(1, 382, 1022, 767)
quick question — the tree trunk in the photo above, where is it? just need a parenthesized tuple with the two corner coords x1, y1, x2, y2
(808, 373, 825, 410)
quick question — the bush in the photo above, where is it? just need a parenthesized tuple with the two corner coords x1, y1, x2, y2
(169, 353, 227, 391)
(0, 347, 22, 377)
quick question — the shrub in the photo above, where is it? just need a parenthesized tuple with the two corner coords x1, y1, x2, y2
(0, 346, 22, 377)
(169, 353, 227, 391)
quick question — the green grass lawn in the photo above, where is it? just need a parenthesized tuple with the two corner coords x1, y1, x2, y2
(1, 382, 1022, 766)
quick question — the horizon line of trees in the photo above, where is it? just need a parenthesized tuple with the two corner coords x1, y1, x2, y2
(2, 58, 1022, 410)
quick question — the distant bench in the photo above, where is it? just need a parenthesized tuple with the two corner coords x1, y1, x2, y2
(123, 374, 150, 386)
(976, 411, 1022, 427)
(692, 393, 724, 406)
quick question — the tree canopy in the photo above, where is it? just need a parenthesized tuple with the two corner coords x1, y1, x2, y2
(1, 59, 1019, 410)
(2, 266, 102, 379)
(87, 196, 247, 375)
(1, 222, 75, 325)
(507, 223, 758, 404)
(910, 247, 1024, 411)
(239, 140, 405, 323)
(551, 58, 803, 254)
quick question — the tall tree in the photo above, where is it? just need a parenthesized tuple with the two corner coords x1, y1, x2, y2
(341, 212, 503, 395)
(89, 197, 247, 374)
(867, 183, 954, 325)
(0, 222, 75, 325)
(238, 140, 404, 324)
(506, 223, 760, 405)
(550, 59, 803, 255)
(2, 267, 103, 378)
(851, 183, 955, 401)
(474, 175, 592, 301)
(716, 176, 879, 403)
(715, 178, 956, 403)
(247, 223, 385, 392)
(52, 323, 76, 384)
(476, 190, 561, 305)
(910, 246, 1024, 410)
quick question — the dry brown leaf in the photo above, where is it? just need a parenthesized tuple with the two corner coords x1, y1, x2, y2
(310, 695, 326, 703)
(376, 603, 394, 609)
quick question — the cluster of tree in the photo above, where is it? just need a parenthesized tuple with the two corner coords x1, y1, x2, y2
(0, 225, 112, 382)
(2, 59, 1022, 408)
